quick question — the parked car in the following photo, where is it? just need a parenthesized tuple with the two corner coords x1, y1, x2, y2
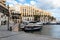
(24, 23, 43, 31)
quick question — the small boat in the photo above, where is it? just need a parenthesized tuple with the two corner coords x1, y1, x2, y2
(24, 23, 43, 31)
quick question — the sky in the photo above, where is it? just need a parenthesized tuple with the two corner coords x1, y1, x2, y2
(6, 0, 60, 20)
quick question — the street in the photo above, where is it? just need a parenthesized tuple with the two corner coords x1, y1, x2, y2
(0, 25, 60, 40)
(0, 31, 59, 40)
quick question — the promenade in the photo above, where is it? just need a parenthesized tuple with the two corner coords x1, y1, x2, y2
(0, 25, 59, 40)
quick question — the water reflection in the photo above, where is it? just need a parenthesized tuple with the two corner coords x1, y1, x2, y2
(33, 25, 60, 38)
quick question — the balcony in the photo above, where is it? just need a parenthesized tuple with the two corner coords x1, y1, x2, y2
(0, 2, 8, 9)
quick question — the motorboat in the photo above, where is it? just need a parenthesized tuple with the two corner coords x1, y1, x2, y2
(24, 23, 43, 31)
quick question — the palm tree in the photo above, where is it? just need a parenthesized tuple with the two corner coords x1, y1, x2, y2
(34, 15, 40, 21)
(47, 15, 51, 21)
(51, 16, 56, 21)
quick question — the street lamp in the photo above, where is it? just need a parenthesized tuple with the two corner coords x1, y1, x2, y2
(7, 5, 9, 30)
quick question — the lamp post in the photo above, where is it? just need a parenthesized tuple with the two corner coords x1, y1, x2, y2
(7, 5, 9, 30)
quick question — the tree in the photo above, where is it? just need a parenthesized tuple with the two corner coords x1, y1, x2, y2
(34, 15, 40, 21)
(51, 16, 56, 21)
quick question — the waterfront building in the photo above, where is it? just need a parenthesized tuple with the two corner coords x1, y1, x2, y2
(9, 5, 22, 24)
(20, 5, 54, 22)
(9, 6, 22, 31)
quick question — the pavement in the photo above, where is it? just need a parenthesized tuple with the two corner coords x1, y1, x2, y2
(0, 25, 60, 40)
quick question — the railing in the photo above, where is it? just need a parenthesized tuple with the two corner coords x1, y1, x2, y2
(0, 2, 8, 9)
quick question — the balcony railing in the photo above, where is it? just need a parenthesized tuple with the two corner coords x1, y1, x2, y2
(0, 2, 8, 9)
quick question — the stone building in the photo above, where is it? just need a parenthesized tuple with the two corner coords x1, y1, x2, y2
(20, 5, 54, 22)
(0, 0, 9, 25)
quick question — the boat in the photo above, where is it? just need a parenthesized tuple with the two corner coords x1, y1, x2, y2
(24, 23, 43, 31)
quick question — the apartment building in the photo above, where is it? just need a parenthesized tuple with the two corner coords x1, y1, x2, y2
(20, 6, 35, 21)
(0, 0, 9, 25)
(20, 5, 53, 22)
(9, 6, 22, 31)
(9, 6, 22, 24)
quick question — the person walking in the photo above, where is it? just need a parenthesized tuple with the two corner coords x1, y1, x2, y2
(9, 20, 14, 31)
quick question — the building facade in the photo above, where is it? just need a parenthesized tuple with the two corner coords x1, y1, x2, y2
(9, 6, 22, 24)
(10, 11, 21, 24)
(20, 5, 53, 22)
(0, 0, 9, 25)
(20, 6, 35, 21)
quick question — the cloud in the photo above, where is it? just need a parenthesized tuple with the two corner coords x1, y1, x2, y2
(6, 0, 18, 5)
(6, 0, 60, 8)
(28, 0, 53, 10)
(17, 0, 26, 2)
(47, 8, 60, 18)
(9, 4, 14, 7)
(46, 0, 60, 8)
(36, 0, 60, 8)
(24, 3, 30, 6)
(18, 3, 22, 5)
(52, 0, 60, 8)
(30, 1, 36, 6)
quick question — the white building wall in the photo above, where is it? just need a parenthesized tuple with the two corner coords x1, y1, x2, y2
(0, 12, 8, 25)
(22, 17, 34, 21)
(0, 12, 3, 25)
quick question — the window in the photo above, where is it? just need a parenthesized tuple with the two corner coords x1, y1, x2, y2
(23, 8, 26, 12)
(27, 18, 29, 21)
